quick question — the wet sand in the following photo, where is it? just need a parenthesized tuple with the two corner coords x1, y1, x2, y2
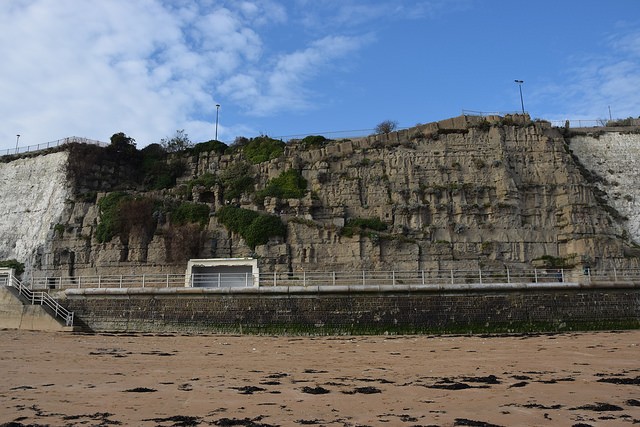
(0, 329, 638, 427)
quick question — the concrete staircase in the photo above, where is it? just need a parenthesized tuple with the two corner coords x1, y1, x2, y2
(0, 279, 75, 332)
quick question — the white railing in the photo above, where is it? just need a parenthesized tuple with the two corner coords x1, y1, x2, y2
(584, 268, 640, 283)
(6, 275, 74, 326)
(33, 274, 187, 290)
(462, 110, 524, 117)
(549, 119, 640, 128)
(28, 267, 640, 291)
(0, 136, 107, 157)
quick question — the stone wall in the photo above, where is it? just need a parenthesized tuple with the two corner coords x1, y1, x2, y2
(63, 285, 640, 334)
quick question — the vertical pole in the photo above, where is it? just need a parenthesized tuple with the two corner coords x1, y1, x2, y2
(215, 104, 220, 141)
(274, 271, 277, 287)
(303, 271, 306, 287)
(534, 268, 538, 283)
(450, 269, 454, 286)
(421, 270, 425, 286)
(218, 273, 221, 288)
(362, 270, 366, 286)
(98, 276, 101, 289)
(119, 275, 123, 288)
(507, 267, 510, 284)
(392, 271, 395, 286)
(613, 266, 617, 281)
(561, 268, 565, 282)
(142, 274, 145, 288)
(333, 271, 336, 286)
(479, 268, 482, 285)
(245, 272, 248, 287)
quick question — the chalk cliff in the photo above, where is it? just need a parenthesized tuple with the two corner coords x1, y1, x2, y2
(1, 115, 639, 280)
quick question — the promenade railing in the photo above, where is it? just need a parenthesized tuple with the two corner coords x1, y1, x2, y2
(27, 267, 640, 291)
(1, 136, 107, 157)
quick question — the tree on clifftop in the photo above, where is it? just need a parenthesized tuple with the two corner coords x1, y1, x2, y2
(375, 120, 398, 134)
(108, 132, 137, 156)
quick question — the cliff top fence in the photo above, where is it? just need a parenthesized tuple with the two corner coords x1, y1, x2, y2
(29, 268, 640, 291)
(0, 136, 107, 157)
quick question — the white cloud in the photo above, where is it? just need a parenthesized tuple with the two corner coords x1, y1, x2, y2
(220, 34, 371, 116)
(0, 0, 372, 151)
(538, 28, 640, 120)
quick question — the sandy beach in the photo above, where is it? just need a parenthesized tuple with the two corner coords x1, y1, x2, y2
(0, 329, 638, 426)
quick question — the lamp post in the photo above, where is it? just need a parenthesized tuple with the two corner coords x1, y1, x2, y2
(15, 134, 20, 154)
(215, 104, 220, 141)
(514, 80, 525, 115)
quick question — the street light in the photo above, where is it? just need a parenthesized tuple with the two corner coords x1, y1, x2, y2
(514, 80, 525, 115)
(15, 134, 20, 154)
(215, 104, 220, 141)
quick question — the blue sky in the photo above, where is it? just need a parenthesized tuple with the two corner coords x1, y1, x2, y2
(1, 0, 639, 151)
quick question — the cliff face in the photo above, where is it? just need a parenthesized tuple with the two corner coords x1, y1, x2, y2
(2, 115, 639, 279)
(0, 151, 71, 279)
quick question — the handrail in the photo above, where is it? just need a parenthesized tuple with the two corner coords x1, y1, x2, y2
(29, 268, 640, 291)
(6, 275, 74, 326)
(0, 136, 107, 157)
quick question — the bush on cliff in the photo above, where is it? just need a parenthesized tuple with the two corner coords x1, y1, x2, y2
(170, 202, 210, 227)
(256, 169, 307, 202)
(96, 192, 130, 243)
(341, 217, 388, 238)
(96, 193, 158, 243)
(0, 259, 25, 276)
(229, 135, 285, 164)
(216, 206, 286, 249)
(300, 135, 330, 148)
(219, 162, 255, 201)
(190, 139, 228, 156)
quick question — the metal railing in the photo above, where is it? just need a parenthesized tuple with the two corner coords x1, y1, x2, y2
(6, 275, 74, 326)
(28, 267, 639, 291)
(0, 136, 107, 157)
(34, 274, 188, 290)
(462, 110, 524, 117)
(585, 268, 640, 283)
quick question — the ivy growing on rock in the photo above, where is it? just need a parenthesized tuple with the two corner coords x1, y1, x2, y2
(216, 206, 286, 249)
(256, 169, 307, 202)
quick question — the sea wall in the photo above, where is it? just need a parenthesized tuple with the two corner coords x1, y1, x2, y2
(63, 285, 640, 334)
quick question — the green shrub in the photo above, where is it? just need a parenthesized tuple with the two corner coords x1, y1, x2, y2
(216, 206, 285, 249)
(341, 217, 387, 237)
(96, 193, 159, 243)
(140, 144, 186, 190)
(237, 136, 285, 164)
(244, 214, 287, 248)
(219, 162, 255, 201)
(256, 169, 307, 202)
(0, 259, 25, 276)
(300, 135, 329, 148)
(96, 192, 130, 243)
(190, 139, 228, 156)
(170, 202, 210, 227)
